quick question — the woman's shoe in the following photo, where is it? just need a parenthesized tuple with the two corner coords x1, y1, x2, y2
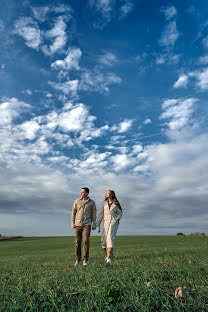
(106, 258, 112, 263)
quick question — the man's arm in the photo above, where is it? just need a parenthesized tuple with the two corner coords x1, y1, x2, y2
(71, 201, 77, 229)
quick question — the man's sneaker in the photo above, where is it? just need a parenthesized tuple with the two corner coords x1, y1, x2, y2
(83, 260, 87, 266)
(106, 258, 112, 263)
(74, 260, 80, 266)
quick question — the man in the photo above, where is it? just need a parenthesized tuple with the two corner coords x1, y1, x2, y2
(71, 187, 96, 266)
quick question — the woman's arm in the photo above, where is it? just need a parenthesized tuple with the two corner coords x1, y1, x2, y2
(96, 202, 104, 227)
(114, 206, 122, 222)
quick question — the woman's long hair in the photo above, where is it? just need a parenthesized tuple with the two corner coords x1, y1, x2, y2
(105, 190, 122, 210)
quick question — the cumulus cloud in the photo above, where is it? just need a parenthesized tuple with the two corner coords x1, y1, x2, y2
(143, 118, 152, 125)
(80, 69, 122, 93)
(111, 153, 132, 171)
(0, 161, 71, 214)
(49, 79, 79, 96)
(191, 68, 208, 90)
(0, 97, 31, 127)
(88, 0, 116, 29)
(118, 119, 133, 133)
(72, 151, 111, 172)
(51, 47, 82, 71)
(198, 55, 208, 65)
(0, 98, 111, 169)
(156, 53, 180, 65)
(1, 96, 208, 235)
(131, 144, 143, 155)
(119, 0, 134, 19)
(42, 16, 67, 55)
(160, 98, 197, 132)
(57, 103, 90, 132)
(173, 74, 189, 88)
(159, 21, 179, 47)
(14, 17, 41, 49)
(36, 101, 109, 145)
(161, 6, 177, 21)
(17, 120, 40, 140)
(32, 5, 72, 23)
(202, 36, 208, 49)
(32, 6, 50, 23)
(98, 51, 117, 66)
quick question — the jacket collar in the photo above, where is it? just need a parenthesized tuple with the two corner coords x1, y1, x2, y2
(80, 197, 90, 203)
(106, 200, 116, 211)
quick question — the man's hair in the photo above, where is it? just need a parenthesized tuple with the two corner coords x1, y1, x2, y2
(82, 187, 89, 194)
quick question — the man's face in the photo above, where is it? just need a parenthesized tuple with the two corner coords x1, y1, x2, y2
(81, 189, 88, 199)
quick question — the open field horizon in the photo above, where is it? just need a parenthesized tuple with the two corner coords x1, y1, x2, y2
(0, 236, 208, 311)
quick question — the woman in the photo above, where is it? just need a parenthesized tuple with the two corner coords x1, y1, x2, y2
(96, 190, 122, 263)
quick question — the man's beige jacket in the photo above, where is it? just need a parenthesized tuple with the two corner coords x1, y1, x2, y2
(71, 197, 96, 227)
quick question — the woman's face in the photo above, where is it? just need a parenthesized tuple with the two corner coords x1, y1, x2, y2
(106, 191, 113, 199)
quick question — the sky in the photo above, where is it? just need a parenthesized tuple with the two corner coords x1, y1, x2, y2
(0, 0, 208, 236)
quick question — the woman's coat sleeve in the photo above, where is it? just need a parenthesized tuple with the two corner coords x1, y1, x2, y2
(114, 206, 122, 222)
(96, 203, 104, 227)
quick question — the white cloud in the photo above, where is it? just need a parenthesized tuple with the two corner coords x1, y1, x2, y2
(160, 98, 197, 131)
(119, 0, 134, 19)
(49, 79, 79, 96)
(159, 21, 179, 47)
(14, 17, 41, 49)
(111, 153, 132, 171)
(57, 103, 89, 132)
(0, 97, 112, 169)
(42, 16, 67, 55)
(156, 53, 180, 65)
(1, 96, 208, 235)
(156, 55, 166, 64)
(88, 0, 116, 29)
(143, 118, 152, 125)
(73, 151, 111, 171)
(118, 119, 133, 133)
(32, 5, 72, 22)
(198, 55, 208, 64)
(162, 99, 178, 109)
(32, 6, 50, 22)
(161, 6, 177, 20)
(80, 69, 122, 93)
(0, 97, 31, 127)
(51, 48, 82, 71)
(131, 144, 143, 155)
(22, 89, 32, 95)
(98, 52, 117, 66)
(193, 68, 208, 90)
(17, 120, 40, 140)
(173, 74, 189, 88)
(202, 36, 208, 49)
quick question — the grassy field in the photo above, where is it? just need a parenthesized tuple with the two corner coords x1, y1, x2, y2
(0, 236, 208, 311)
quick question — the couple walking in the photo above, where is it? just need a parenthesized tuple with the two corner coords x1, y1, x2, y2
(71, 187, 122, 266)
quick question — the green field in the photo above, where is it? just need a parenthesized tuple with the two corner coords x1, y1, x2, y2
(0, 236, 208, 311)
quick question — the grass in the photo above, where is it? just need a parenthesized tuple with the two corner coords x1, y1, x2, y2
(0, 236, 208, 311)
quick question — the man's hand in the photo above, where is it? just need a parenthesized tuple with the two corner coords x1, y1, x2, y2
(71, 224, 75, 229)
(92, 225, 96, 230)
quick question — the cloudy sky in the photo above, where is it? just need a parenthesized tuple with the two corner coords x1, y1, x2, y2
(0, 0, 208, 236)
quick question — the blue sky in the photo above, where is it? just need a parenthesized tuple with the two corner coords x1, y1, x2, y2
(0, 0, 208, 236)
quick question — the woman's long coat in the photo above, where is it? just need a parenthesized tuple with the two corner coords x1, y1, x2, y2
(97, 201, 122, 248)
